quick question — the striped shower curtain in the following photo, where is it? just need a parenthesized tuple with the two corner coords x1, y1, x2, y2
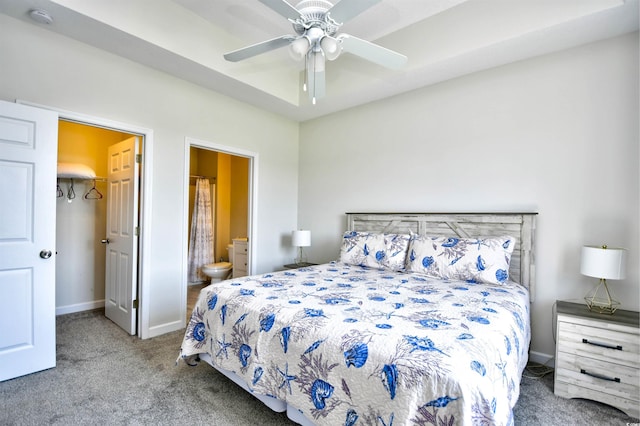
(188, 178, 215, 282)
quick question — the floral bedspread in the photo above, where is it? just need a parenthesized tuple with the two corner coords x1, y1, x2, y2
(180, 262, 530, 426)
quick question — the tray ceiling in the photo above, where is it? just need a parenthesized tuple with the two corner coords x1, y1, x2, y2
(0, 0, 637, 121)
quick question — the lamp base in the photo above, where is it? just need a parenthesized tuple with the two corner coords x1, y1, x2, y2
(584, 278, 620, 315)
(294, 247, 307, 265)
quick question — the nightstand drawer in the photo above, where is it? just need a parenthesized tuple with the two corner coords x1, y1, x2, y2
(554, 301, 640, 418)
(557, 321, 639, 367)
(554, 380, 639, 419)
(556, 352, 639, 399)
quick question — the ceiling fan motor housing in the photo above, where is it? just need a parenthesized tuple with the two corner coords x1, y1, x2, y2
(292, 0, 340, 36)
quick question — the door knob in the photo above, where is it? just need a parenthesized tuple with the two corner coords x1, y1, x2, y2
(40, 250, 52, 259)
(101, 239, 110, 244)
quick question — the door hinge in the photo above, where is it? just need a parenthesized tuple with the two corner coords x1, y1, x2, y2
(135, 227, 139, 236)
(133, 299, 138, 309)
(136, 154, 142, 164)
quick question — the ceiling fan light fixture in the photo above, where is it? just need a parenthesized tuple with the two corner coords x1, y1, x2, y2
(289, 36, 310, 61)
(320, 36, 341, 61)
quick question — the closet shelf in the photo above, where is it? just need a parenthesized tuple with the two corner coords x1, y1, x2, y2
(57, 162, 101, 180)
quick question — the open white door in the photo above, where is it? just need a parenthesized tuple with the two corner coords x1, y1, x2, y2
(104, 137, 139, 335)
(0, 100, 58, 381)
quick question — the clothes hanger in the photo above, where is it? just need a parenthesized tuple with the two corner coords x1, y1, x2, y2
(67, 179, 76, 203)
(56, 179, 64, 198)
(84, 179, 103, 200)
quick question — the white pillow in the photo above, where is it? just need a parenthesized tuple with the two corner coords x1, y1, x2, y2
(406, 235, 516, 284)
(57, 162, 96, 179)
(340, 231, 410, 272)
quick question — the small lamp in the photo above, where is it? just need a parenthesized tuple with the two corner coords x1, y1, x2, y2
(581, 245, 626, 314)
(292, 230, 311, 265)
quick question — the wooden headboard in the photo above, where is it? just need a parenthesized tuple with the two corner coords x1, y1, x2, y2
(346, 212, 537, 302)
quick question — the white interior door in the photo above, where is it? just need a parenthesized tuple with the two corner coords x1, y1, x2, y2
(104, 136, 139, 335)
(0, 100, 58, 381)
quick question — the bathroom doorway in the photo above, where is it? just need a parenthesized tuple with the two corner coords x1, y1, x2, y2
(183, 138, 256, 320)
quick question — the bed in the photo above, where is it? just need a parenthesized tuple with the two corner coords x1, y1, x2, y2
(179, 212, 537, 425)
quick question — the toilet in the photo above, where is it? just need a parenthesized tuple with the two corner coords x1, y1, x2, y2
(201, 244, 234, 283)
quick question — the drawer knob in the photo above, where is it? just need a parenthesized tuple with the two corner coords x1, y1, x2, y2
(581, 338, 622, 351)
(580, 369, 620, 383)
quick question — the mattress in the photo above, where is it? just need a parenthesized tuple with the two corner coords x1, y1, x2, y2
(180, 261, 530, 425)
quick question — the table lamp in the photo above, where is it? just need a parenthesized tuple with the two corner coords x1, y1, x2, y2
(292, 230, 311, 265)
(581, 245, 626, 314)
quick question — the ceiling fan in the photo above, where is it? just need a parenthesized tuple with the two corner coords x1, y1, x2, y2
(224, 0, 408, 104)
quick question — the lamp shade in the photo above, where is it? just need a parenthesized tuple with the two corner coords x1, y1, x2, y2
(580, 245, 626, 280)
(292, 230, 311, 247)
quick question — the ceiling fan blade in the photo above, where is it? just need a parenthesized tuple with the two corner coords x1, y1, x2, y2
(327, 0, 382, 24)
(224, 35, 295, 62)
(259, 0, 301, 21)
(339, 34, 407, 69)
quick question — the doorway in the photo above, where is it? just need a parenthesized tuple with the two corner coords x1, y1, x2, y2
(56, 120, 141, 335)
(183, 137, 257, 321)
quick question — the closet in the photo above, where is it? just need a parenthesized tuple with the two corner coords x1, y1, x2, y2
(55, 120, 136, 316)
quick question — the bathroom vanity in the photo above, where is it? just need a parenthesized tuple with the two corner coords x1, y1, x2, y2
(232, 238, 248, 278)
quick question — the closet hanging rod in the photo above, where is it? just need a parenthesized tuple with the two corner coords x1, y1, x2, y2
(57, 176, 107, 182)
(190, 174, 216, 181)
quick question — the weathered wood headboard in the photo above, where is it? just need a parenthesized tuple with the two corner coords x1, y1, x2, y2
(346, 212, 537, 302)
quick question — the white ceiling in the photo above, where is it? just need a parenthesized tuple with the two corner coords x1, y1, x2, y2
(1, 0, 638, 121)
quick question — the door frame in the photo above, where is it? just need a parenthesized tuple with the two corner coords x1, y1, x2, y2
(17, 100, 154, 339)
(182, 137, 258, 325)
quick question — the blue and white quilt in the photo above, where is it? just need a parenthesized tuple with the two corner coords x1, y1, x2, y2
(180, 261, 530, 426)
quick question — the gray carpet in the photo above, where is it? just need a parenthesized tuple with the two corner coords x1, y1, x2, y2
(0, 310, 637, 425)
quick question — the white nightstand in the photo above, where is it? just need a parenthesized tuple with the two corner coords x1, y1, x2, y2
(554, 300, 639, 418)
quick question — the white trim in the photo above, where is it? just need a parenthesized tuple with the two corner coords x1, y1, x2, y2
(183, 137, 259, 328)
(147, 320, 184, 339)
(182, 142, 191, 328)
(16, 100, 155, 339)
(56, 300, 105, 316)
(529, 350, 555, 368)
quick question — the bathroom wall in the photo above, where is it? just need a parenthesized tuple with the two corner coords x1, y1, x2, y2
(216, 151, 231, 260)
(56, 120, 132, 314)
(230, 155, 249, 243)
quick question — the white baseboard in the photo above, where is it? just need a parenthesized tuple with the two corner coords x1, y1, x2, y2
(146, 320, 184, 339)
(56, 300, 105, 316)
(529, 350, 555, 368)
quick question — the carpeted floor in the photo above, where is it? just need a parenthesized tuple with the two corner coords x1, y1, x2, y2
(0, 310, 637, 425)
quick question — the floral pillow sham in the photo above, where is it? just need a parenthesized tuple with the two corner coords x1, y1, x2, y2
(340, 231, 411, 272)
(406, 235, 516, 284)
